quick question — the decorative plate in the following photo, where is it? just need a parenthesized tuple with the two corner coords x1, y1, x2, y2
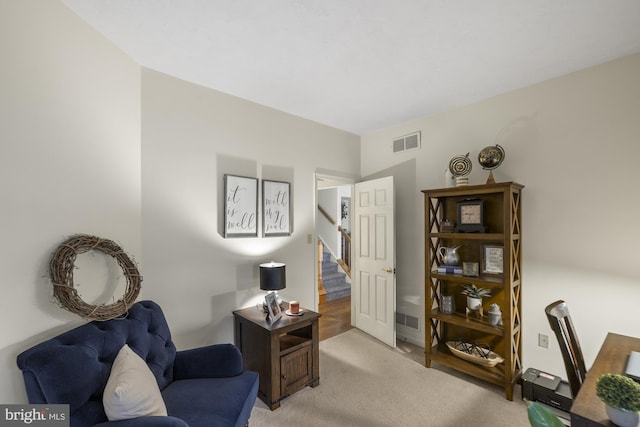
(446, 341, 504, 367)
(285, 309, 304, 316)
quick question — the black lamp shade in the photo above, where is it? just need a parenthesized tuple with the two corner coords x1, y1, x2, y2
(259, 262, 286, 291)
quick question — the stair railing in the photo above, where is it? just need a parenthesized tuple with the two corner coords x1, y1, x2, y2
(340, 230, 351, 277)
(317, 240, 326, 304)
(317, 204, 351, 277)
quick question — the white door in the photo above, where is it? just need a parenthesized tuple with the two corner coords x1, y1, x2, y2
(353, 176, 395, 347)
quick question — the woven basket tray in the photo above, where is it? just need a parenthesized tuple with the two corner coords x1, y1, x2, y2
(446, 341, 504, 367)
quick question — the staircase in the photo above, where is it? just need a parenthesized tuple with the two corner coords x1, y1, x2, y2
(321, 249, 350, 301)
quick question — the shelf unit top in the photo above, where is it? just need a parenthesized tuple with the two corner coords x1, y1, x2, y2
(421, 181, 524, 197)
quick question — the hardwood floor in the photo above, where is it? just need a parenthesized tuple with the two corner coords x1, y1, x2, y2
(318, 296, 353, 341)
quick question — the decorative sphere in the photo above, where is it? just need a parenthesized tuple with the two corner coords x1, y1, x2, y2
(478, 144, 505, 170)
(448, 153, 472, 177)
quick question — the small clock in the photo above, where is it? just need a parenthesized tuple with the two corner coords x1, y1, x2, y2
(455, 199, 486, 233)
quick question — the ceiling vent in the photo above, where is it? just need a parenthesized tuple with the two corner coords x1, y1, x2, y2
(392, 131, 421, 153)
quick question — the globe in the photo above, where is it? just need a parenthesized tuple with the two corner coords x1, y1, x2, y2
(478, 144, 505, 170)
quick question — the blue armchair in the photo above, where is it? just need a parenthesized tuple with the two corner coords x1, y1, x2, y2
(17, 300, 258, 427)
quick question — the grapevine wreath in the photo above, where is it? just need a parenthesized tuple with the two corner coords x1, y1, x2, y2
(49, 234, 141, 320)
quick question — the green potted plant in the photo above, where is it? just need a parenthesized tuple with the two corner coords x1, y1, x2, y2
(461, 284, 491, 310)
(596, 373, 640, 427)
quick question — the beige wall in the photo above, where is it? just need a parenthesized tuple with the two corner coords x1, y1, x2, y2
(4, 0, 640, 405)
(0, 0, 141, 403)
(140, 69, 360, 350)
(1, 0, 360, 403)
(361, 53, 640, 376)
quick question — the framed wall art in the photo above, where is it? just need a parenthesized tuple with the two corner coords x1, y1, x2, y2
(224, 174, 258, 238)
(482, 244, 504, 275)
(262, 179, 291, 237)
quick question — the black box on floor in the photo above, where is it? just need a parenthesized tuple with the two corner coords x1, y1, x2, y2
(522, 368, 572, 412)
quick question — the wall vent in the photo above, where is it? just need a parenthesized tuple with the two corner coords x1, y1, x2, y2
(396, 312, 420, 330)
(392, 131, 421, 153)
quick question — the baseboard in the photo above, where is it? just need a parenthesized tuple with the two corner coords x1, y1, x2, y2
(397, 332, 425, 348)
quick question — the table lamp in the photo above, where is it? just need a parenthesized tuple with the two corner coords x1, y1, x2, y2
(260, 261, 286, 308)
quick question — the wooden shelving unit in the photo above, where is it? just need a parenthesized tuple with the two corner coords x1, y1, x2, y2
(422, 182, 523, 400)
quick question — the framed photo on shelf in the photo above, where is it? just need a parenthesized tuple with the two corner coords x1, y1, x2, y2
(482, 244, 504, 275)
(262, 179, 292, 237)
(264, 291, 282, 323)
(224, 174, 258, 238)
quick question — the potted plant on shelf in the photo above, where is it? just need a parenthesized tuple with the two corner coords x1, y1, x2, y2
(596, 373, 640, 427)
(461, 284, 491, 310)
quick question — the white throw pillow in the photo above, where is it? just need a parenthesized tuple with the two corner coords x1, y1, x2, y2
(103, 344, 168, 421)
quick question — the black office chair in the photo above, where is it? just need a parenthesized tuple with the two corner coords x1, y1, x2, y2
(545, 300, 587, 398)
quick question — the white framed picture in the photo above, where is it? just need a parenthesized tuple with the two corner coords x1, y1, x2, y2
(262, 180, 291, 237)
(224, 174, 258, 238)
(264, 291, 282, 323)
(482, 244, 504, 275)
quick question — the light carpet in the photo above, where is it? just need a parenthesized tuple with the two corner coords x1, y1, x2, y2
(248, 329, 529, 426)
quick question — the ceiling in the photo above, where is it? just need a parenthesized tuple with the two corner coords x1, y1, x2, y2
(62, 0, 640, 135)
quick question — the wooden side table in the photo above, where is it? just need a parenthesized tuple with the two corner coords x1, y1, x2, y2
(233, 303, 321, 410)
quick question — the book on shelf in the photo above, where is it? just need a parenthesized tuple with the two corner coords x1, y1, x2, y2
(437, 265, 463, 274)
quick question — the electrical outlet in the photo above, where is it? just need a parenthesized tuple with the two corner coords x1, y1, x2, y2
(538, 333, 549, 348)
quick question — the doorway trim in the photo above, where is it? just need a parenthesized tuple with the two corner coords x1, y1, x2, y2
(314, 172, 356, 315)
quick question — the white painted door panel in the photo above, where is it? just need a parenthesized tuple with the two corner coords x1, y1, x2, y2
(353, 176, 395, 347)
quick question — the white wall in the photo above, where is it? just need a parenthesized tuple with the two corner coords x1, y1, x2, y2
(318, 185, 353, 260)
(5, 0, 640, 406)
(0, 0, 359, 403)
(141, 69, 360, 350)
(0, 0, 141, 403)
(317, 188, 339, 256)
(361, 53, 640, 377)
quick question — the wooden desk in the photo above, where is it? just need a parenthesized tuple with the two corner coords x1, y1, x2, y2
(571, 333, 640, 426)
(233, 304, 320, 410)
